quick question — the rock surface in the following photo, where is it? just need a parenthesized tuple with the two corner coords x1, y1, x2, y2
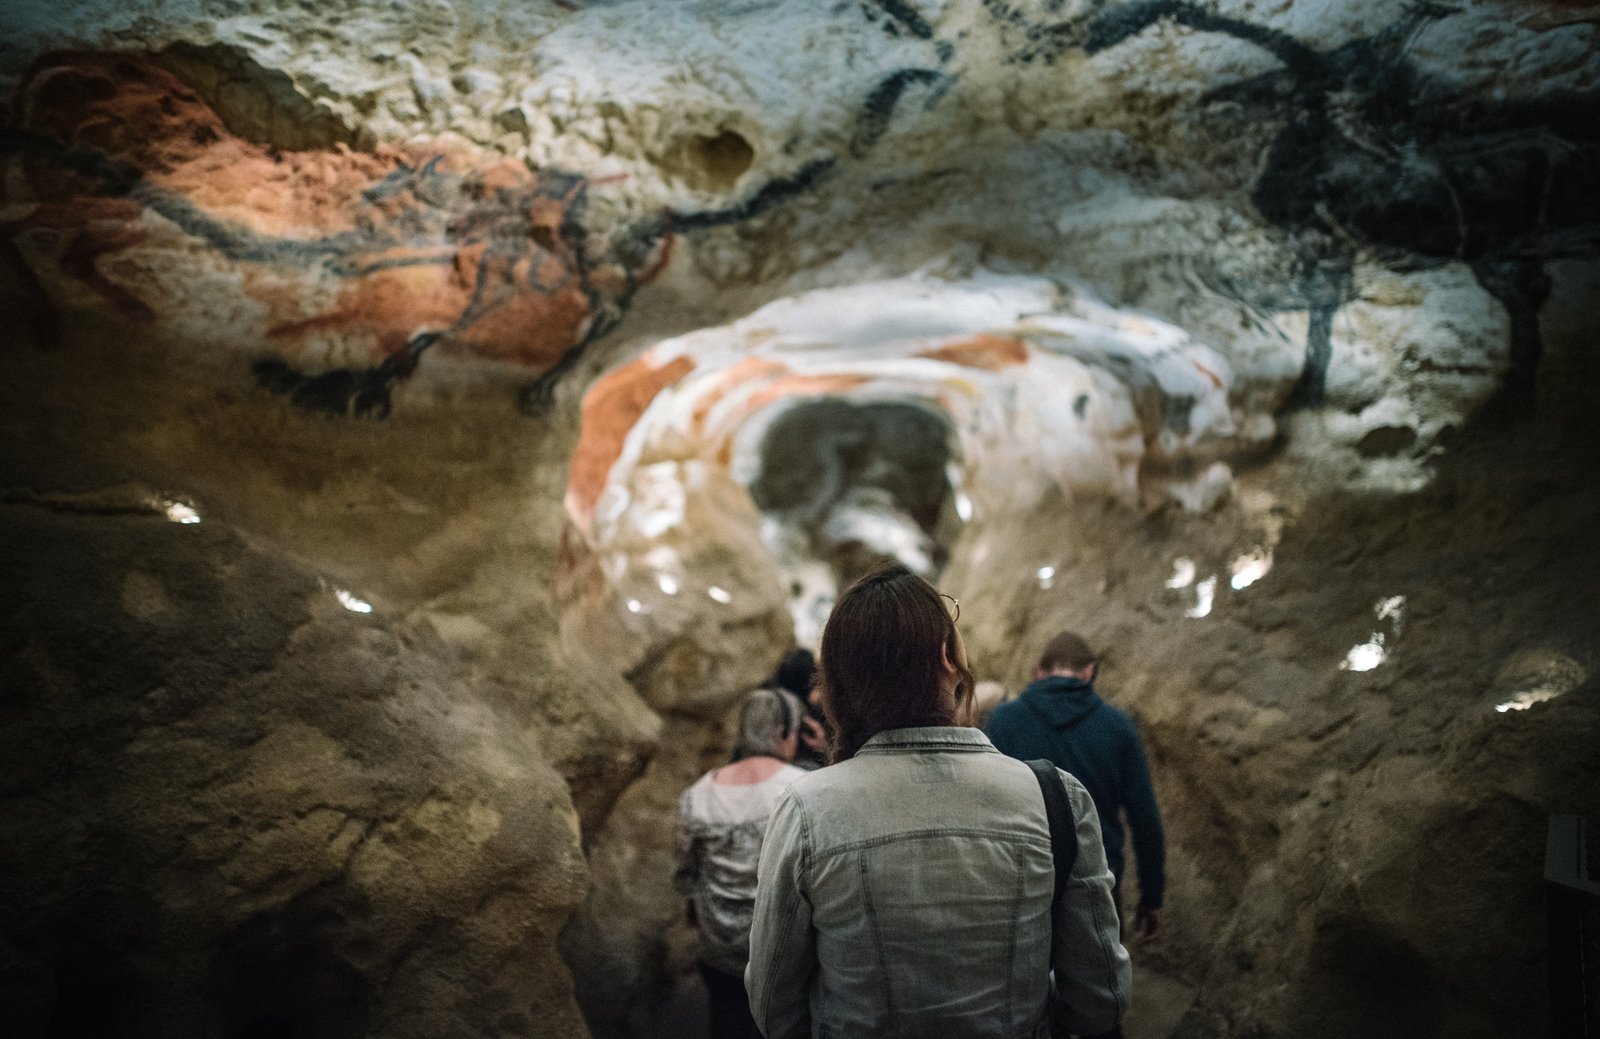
(0, 500, 591, 1039)
(1, 0, 1597, 1037)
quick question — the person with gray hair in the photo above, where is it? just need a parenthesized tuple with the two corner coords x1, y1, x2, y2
(675, 686, 807, 1039)
(730, 685, 805, 762)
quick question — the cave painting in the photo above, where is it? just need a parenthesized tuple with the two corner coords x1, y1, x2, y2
(0, 52, 686, 416)
(8, 2, 1591, 421)
(0, 1, 963, 422)
(0, 49, 866, 417)
(563, 274, 1239, 551)
(992, 0, 1600, 410)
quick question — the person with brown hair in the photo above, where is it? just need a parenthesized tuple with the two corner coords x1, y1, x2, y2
(769, 648, 829, 770)
(744, 564, 1130, 1038)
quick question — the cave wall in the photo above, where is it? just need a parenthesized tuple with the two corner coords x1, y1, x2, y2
(1, 0, 1597, 1036)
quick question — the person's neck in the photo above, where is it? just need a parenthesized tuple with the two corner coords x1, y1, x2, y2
(714, 755, 790, 785)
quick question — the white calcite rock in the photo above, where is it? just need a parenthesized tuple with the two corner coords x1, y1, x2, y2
(1, 1, 1596, 1037)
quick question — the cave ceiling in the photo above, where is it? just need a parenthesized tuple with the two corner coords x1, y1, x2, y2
(2, 2, 1598, 1038)
(3, 0, 1594, 426)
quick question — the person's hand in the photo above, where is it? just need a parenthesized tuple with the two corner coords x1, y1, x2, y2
(800, 715, 827, 751)
(1134, 904, 1162, 941)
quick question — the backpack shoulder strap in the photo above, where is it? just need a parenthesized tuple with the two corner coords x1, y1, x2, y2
(1026, 759, 1078, 903)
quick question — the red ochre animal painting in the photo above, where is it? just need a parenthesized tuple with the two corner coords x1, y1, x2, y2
(0, 51, 674, 416)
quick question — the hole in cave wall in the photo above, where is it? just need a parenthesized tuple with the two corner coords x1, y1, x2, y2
(690, 131, 754, 188)
(663, 129, 756, 194)
(746, 397, 959, 646)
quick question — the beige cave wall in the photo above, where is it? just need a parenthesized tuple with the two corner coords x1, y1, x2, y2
(542, 260, 1600, 1039)
(940, 264, 1600, 1038)
(1, 0, 1596, 1036)
(0, 299, 662, 1036)
(1, 500, 592, 1038)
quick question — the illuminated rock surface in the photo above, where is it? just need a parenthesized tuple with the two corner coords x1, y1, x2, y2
(1, 0, 1597, 1037)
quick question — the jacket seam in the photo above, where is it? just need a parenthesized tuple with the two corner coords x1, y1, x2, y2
(753, 792, 809, 1032)
(858, 743, 996, 755)
(811, 827, 1052, 862)
(1003, 845, 1026, 1036)
(859, 851, 898, 1034)
(1083, 851, 1126, 1026)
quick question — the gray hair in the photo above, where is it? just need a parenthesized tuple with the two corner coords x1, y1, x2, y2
(731, 687, 802, 761)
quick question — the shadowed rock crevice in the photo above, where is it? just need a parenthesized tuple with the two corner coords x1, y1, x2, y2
(749, 397, 958, 643)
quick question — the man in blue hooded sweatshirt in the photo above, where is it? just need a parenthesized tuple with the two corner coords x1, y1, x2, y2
(987, 631, 1166, 944)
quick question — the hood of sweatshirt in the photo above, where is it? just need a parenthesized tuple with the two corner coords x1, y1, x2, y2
(1019, 675, 1104, 728)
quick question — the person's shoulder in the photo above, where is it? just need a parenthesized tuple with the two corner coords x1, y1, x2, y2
(1093, 699, 1152, 751)
(774, 763, 810, 785)
(978, 748, 1041, 784)
(986, 696, 1029, 728)
(676, 769, 718, 822)
(783, 755, 873, 805)
(1049, 766, 1099, 823)
(681, 767, 722, 800)
(1092, 696, 1136, 728)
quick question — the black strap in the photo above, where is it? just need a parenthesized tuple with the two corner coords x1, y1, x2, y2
(1027, 759, 1078, 903)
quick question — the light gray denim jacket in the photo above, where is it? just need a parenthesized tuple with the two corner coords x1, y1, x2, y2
(745, 727, 1131, 1039)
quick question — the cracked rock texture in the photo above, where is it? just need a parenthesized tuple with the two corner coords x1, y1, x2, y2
(0, 503, 590, 1039)
(1, 0, 1598, 1037)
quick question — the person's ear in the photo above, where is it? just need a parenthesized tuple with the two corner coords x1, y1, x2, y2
(940, 638, 957, 675)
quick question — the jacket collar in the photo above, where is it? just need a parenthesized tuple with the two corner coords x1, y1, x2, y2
(858, 726, 997, 754)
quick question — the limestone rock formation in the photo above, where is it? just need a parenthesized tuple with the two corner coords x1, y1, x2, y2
(1, 0, 1597, 1037)
(0, 499, 591, 1038)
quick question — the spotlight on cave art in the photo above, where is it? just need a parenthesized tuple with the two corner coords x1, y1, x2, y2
(947, 463, 974, 522)
(1493, 652, 1589, 714)
(1166, 558, 1197, 590)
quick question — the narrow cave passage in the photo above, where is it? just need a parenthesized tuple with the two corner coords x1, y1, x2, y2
(4, 2, 1598, 1038)
(746, 397, 960, 647)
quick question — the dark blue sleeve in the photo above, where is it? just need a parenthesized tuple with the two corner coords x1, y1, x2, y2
(1119, 717, 1166, 909)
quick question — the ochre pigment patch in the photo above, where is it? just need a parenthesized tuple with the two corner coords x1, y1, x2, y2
(689, 356, 790, 439)
(920, 334, 1030, 371)
(2, 51, 669, 388)
(712, 372, 874, 465)
(567, 353, 697, 526)
(738, 373, 872, 416)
